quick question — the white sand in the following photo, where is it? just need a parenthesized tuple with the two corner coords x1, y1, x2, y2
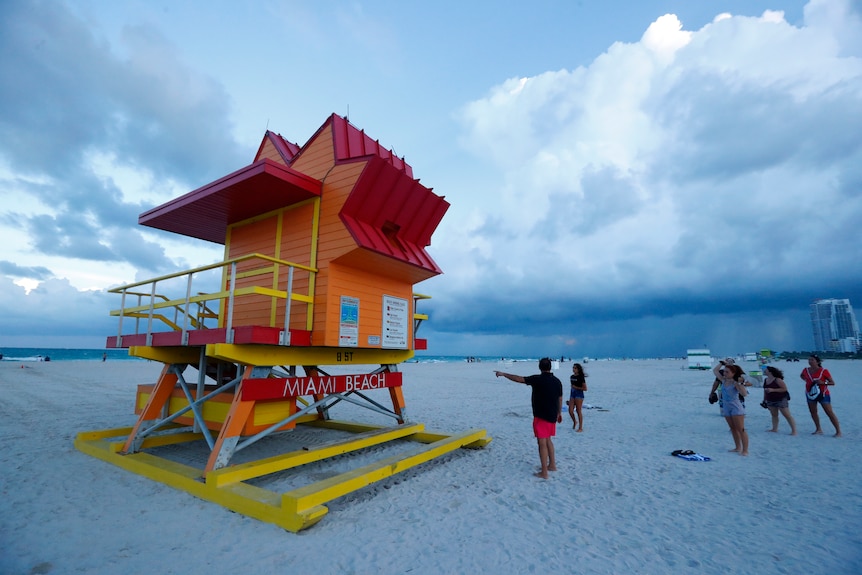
(1, 358, 860, 574)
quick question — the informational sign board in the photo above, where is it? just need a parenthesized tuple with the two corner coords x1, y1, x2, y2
(382, 295, 408, 349)
(339, 296, 359, 347)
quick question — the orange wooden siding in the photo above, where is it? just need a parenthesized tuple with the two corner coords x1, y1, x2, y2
(224, 203, 316, 330)
(290, 126, 336, 181)
(276, 202, 316, 330)
(255, 139, 286, 165)
(317, 263, 413, 348)
(224, 215, 279, 327)
(229, 214, 279, 259)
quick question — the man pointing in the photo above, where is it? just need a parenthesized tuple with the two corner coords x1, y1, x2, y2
(495, 358, 564, 479)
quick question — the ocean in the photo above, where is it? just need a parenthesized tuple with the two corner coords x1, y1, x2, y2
(412, 355, 544, 364)
(0, 348, 145, 362)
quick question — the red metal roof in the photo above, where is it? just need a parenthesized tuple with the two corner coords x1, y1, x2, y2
(328, 114, 414, 177)
(139, 159, 321, 245)
(339, 155, 448, 275)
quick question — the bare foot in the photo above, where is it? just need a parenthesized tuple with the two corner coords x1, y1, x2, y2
(728, 448, 740, 452)
(740, 451, 749, 456)
(548, 465, 557, 471)
(790, 431, 797, 436)
(834, 432, 842, 437)
(812, 430, 823, 435)
(535, 472, 548, 479)
(576, 428, 583, 433)
(766, 429, 777, 433)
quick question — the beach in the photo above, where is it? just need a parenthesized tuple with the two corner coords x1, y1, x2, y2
(1, 358, 860, 574)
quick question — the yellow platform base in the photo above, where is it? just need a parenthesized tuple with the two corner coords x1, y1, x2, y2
(75, 420, 491, 532)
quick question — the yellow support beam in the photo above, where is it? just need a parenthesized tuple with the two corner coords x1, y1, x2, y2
(306, 419, 492, 448)
(206, 423, 425, 487)
(205, 343, 414, 366)
(304, 419, 393, 433)
(281, 428, 489, 524)
(128, 346, 203, 364)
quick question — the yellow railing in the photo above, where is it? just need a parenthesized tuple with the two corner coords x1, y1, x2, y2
(412, 292, 431, 336)
(109, 254, 317, 347)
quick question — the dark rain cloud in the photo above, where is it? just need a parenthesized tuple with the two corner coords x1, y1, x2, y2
(0, 0, 247, 272)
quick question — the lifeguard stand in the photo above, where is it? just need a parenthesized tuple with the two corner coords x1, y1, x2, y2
(75, 114, 490, 532)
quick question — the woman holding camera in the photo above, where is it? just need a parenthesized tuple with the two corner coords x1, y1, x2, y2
(762, 366, 796, 435)
(713, 361, 749, 455)
(800, 354, 841, 437)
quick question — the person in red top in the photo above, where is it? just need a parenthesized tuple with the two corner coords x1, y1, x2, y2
(800, 354, 842, 437)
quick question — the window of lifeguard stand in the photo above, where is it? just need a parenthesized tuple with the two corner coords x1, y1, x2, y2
(382, 221, 405, 251)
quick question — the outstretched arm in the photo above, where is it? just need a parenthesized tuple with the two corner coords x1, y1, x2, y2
(494, 371, 526, 384)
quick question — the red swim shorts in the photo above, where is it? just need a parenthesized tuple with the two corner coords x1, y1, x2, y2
(532, 417, 557, 439)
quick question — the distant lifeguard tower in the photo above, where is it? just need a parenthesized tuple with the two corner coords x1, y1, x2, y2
(75, 114, 490, 531)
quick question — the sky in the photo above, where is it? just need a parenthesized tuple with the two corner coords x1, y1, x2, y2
(1, 0, 861, 359)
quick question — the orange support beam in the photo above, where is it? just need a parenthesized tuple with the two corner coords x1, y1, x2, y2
(204, 370, 257, 474)
(121, 364, 179, 454)
(389, 385, 406, 422)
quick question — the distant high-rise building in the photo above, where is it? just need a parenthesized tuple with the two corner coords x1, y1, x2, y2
(810, 298, 860, 352)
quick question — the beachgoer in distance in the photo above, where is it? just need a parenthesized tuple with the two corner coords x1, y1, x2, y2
(494, 358, 564, 479)
(800, 354, 841, 437)
(762, 366, 796, 435)
(568, 363, 588, 432)
(724, 357, 755, 393)
(713, 360, 749, 456)
(708, 371, 723, 411)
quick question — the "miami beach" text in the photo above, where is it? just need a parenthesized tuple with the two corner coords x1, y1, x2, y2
(241, 371, 403, 401)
